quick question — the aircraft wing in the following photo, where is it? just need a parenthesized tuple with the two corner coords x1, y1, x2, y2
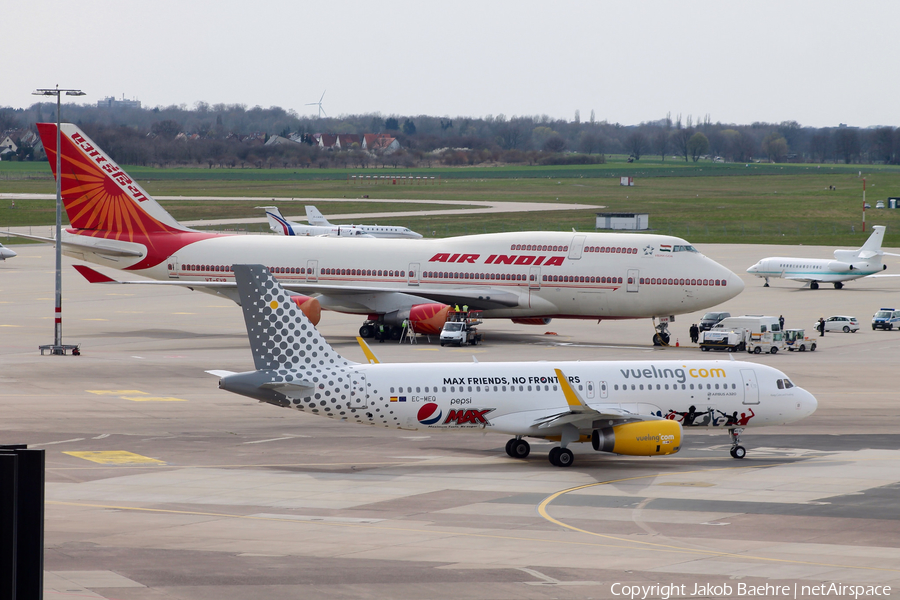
(72, 265, 522, 309)
(3, 230, 145, 258)
(533, 368, 659, 430)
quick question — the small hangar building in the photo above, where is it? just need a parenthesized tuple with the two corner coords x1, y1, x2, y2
(595, 212, 649, 231)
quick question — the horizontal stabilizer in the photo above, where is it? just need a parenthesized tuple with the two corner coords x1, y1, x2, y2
(205, 370, 236, 378)
(260, 381, 315, 394)
(73, 265, 118, 283)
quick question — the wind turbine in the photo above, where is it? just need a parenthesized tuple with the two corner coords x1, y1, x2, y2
(306, 90, 327, 118)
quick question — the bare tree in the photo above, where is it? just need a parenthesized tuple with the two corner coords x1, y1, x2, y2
(834, 128, 860, 164)
(626, 130, 649, 160)
(671, 128, 693, 161)
(653, 129, 669, 160)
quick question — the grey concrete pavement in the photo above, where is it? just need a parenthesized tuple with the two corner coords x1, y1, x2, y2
(1, 242, 899, 599)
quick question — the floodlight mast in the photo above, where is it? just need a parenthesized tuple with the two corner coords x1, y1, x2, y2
(32, 86, 85, 356)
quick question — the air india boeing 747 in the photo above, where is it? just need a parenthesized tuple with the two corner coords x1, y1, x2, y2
(17, 123, 743, 343)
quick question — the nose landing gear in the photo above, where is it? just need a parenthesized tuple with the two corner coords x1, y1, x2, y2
(652, 317, 672, 346)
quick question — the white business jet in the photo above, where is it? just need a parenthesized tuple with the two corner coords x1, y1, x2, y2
(747, 226, 900, 289)
(210, 264, 817, 467)
(261, 205, 422, 239)
(0, 243, 16, 260)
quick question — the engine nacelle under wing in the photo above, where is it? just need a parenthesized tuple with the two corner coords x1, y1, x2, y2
(510, 317, 552, 326)
(591, 420, 682, 456)
(288, 294, 322, 325)
(408, 303, 451, 335)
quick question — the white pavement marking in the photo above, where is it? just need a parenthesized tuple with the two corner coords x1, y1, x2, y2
(30, 438, 85, 446)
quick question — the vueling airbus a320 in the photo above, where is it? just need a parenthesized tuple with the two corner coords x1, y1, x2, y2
(212, 265, 817, 467)
(21, 123, 743, 343)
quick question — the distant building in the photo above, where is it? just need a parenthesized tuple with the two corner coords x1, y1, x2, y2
(97, 95, 142, 109)
(595, 212, 649, 231)
(0, 135, 17, 155)
(362, 133, 400, 154)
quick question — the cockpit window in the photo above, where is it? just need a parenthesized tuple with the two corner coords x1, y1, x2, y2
(672, 245, 699, 253)
(776, 378, 794, 390)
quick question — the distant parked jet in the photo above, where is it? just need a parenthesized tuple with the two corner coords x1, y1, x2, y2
(0, 242, 17, 260)
(747, 225, 900, 289)
(262, 205, 423, 239)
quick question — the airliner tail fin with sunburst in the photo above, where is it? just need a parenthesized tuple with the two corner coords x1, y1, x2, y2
(32, 123, 218, 270)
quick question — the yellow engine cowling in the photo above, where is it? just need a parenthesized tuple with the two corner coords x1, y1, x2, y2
(288, 294, 322, 326)
(591, 420, 682, 456)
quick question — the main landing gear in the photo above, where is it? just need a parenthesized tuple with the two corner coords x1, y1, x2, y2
(810, 281, 819, 290)
(505, 437, 530, 459)
(763, 277, 770, 287)
(505, 438, 575, 467)
(359, 320, 402, 340)
(834, 281, 843, 289)
(548, 446, 574, 467)
(728, 427, 746, 459)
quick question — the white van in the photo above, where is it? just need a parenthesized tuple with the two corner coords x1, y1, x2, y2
(701, 315, 784, 354)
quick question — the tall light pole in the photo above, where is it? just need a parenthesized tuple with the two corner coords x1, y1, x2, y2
(33, 86, 84, 356)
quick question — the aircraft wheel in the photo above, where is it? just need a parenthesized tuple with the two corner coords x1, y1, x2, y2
(556, 448, 574, 467)
(753, 346, 762, 354)
(769, 346, 778, 354)
(359, 324, 374, 338)
(548, 447, 561, 466)
(652, 334, 662, 346)
(510, 439, 530, 459)
(810, 343, 816, 351)
(390, 326, 402, 340)
(505, 439, 516, 457)
(810, 281, 819, 290)
(834, 282, 843, 289)
(843, 326, 850, 333)
(763, 283, 769, 287)
(730, 446, 746, 459)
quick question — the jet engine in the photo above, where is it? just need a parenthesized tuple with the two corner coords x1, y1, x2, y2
(288, 294, 322, 325)
(827, 260, 853, 272)
(591, 420, 682, 456)
(407, 303, 451, 335)
(510, 317, 553, 326)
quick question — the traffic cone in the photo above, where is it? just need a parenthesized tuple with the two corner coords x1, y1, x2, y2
(676, 338, 680, 347)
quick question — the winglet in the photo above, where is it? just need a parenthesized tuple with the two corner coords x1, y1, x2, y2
(73, 264, 118, 283)
(554, 368, 588, 409)
(356, 337, 380, 364)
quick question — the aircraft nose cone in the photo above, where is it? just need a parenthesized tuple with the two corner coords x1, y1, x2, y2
(746, 263, 758, 274)
(800, 388, 818, 418)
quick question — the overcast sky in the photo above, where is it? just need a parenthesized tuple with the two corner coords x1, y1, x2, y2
(6, 0, 898, 128)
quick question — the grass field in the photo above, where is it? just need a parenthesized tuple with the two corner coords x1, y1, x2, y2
(3, 158, 900, 246)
